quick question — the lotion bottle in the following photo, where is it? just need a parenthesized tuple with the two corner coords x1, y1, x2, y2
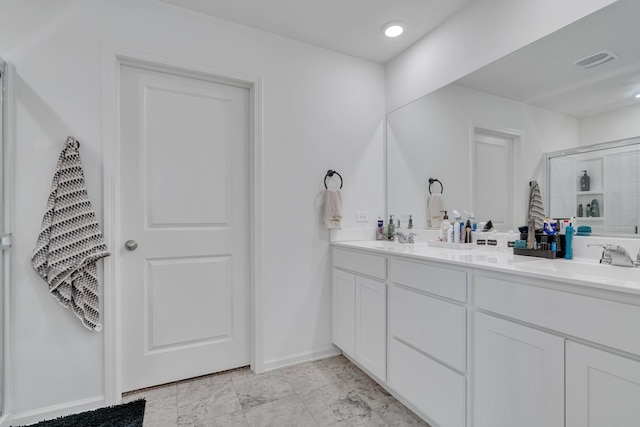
(564, 220, 574, 259)
(376, 217, 384, 240)
(439, 211, 450, 241)
(452, 210, 462, 243)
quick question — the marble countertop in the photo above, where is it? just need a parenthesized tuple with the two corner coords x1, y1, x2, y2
(331, 240, 640, 296)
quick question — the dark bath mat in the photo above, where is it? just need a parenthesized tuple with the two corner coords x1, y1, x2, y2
(16, 399, 145, 427)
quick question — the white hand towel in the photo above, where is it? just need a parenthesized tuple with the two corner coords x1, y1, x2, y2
(31, 137, 110, 331)
(528, 180, 545, 230)
(323, 188, 343, 229)
(428, 194, 445, 228)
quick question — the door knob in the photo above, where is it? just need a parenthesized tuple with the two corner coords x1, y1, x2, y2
(124, 240, 138, 251)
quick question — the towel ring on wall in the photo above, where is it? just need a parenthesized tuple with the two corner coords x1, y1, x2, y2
(428, 178, 443, 194)
(324, 170, 343, 189)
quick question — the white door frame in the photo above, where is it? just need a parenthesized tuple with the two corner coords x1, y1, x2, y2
(469, 122, 525, 230)
(101, 46, 264, 404)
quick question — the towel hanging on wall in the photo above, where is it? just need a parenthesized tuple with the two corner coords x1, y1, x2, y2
(427, 178, 445, 227)
(31, 136, 110, 331)
(323, 170, 343, 229)
(528, 180, 545, 230)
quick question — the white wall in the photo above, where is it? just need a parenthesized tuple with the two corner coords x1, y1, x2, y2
(579, 104, 640, 146)
(387, 84, 579, 229)
(1, 0, 385, 419)
(385, 0, 618, 113)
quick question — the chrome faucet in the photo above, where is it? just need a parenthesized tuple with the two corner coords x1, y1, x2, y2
(396, 232, 416, 244)
(588, 244, 638, 267)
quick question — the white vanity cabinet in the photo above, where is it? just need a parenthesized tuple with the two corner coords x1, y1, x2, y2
(566, 341, 640, 427)
(474, 272, 640, 427)
(473, 312, 564, 427)
(331, 242, 640, 427)
(332, 268, 356, 356)
(332, 248, 387, 381)
(388, 258, 467, 427)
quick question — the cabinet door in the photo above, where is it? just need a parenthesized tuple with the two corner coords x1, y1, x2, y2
(333, 269, 356, 357)
(356, 276, 386, 381)
(567, 341, 640, 427)
(473, 312, 564, 427)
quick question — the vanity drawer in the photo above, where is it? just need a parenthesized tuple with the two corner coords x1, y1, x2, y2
(475, 274, 640, 356)
(389, 284, 466, 371)
(388, 338, 466, 427)
(333, 248, 386, 280)
(390, 258, 467, 302)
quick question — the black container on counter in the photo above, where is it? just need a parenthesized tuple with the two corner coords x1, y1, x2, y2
(519, 232, 566, 258)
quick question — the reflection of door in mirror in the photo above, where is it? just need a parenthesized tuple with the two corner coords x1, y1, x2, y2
(472, 129, 517, 231)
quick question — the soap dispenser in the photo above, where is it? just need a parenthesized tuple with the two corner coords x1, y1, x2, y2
(580, 170, 590, 191)
(439, 211, 450, 241)
(388, 215, 395, 241)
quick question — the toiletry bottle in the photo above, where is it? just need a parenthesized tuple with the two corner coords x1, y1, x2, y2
(376, 217, 384, 240)
(464, 220, 472, 243)
(440, 211, 449, 241)
(580, 170, 590, 191)
(453, 222, 460, 243)
(447, 223, 454, 243)
(564, 221, 574, 260)
(452, 210, 462, 243)
(388, 215, 395, 241)
(408, 215, 413, 229)
(578, 204, 583, 217)
(591, 199, 600, 217)
(586, 204, 591, 217)
(526, 217, 536, 249)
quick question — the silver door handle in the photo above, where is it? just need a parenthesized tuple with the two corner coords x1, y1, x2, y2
(124, 240, 138, 251)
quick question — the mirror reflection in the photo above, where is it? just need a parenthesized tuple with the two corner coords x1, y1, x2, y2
(548, 138, 639, 235)
(387, 0, 640, 236)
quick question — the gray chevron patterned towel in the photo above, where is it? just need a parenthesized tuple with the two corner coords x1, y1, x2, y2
(32, 136, 110, 331)
(528, 180, 545, 230)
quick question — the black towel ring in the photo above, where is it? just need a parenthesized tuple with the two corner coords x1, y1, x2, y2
(324, 170, 343, 189)
(428, 178, 443, 194)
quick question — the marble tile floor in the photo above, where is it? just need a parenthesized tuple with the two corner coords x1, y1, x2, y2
(123, 355, 431, 427)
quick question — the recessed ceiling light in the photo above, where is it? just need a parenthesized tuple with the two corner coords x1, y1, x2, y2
(635, 93, 640, 99)
(382, 21, 404, 38)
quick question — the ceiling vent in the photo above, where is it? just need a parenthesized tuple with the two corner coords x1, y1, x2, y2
(574, 50, 619, 69)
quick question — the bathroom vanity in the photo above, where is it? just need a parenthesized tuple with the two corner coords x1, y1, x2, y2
(331, 241, 640, 427)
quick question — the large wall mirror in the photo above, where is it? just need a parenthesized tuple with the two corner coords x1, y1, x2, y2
(387, 0, 640, 236)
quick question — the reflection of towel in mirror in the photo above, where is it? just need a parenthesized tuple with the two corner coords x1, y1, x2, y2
(31, 137, 110, 331)
(428, 194, 444, 227)
(323, 188, 343, 229)
(528, 180, 545, 230)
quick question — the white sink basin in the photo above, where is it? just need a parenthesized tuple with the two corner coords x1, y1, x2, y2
(518, 258, 640, 283)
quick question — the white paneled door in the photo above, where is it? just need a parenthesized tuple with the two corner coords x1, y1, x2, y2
(119, 64, 250, 392)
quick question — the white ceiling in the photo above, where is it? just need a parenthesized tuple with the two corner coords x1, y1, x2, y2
(456, 0, 640, 118)
(156, 0, 474, 64)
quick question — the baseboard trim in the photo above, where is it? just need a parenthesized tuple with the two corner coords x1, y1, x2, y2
(11, 396, 104, 426)
(0, 413, 11, 427)
(263, 346, 341, 372)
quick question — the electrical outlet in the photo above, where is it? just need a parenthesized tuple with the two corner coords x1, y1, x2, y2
(356, 211, 369, 223)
